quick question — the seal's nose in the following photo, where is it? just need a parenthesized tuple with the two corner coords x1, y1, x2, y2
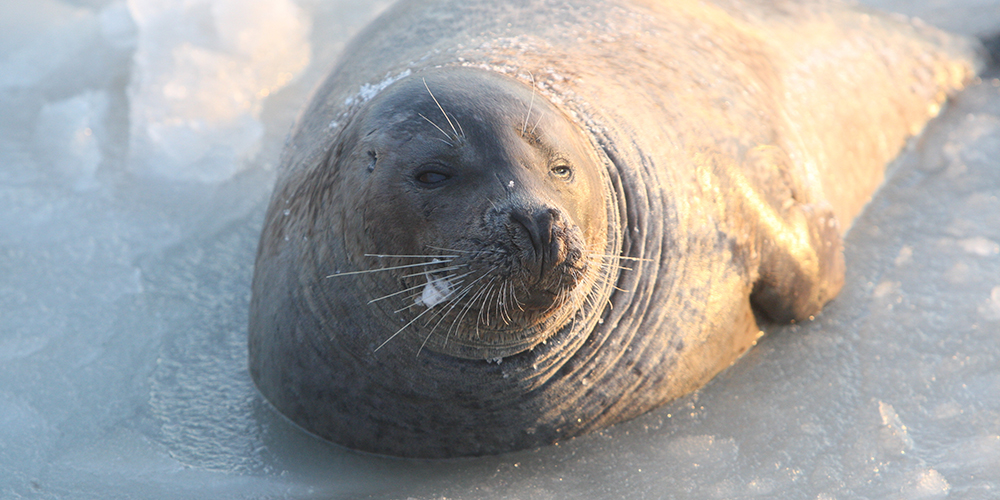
(510, 207, 563, 277)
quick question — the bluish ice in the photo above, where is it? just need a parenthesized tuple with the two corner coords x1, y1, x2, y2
(1, 0, 998, 498)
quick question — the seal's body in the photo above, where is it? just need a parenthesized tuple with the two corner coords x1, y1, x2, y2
(249, 0, 979, 457)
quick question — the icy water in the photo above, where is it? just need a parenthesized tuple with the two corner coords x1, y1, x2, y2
(1, 0, 998, 498)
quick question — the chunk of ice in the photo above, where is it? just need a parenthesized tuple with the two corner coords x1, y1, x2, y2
(126, 0, 310, 183)
(33, 90, 109, 191)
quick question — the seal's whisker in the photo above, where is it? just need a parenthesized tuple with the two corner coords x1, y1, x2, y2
(418, 289, 463, 328)
(493, 281, 505, 325)
(529, 110, 544, 136)
(476, 281, 493, 327)
(366, 253, 460, 259)
(553, 289, 568, 313)
(521, 72, 536, 137)
(416, 271, 494, 354)
(554, 273, 566, 297)
(421, 274, 482, 326)
(398, 275, 468, 314)
(581, 274, 602, 311)
(499, 281, 514, 325)
(394, 299, 423, 314)
(375, 295, 457, 353)
(584, 255, 638, 296)
(508, 280, 525, 311)
(327, 259, 454, 278)
(500, 301, 511, 326)
(418, 112, 455, 142)
(476, 284, 490, 329)
(446, 270, 474, 282)
(506, 283, 520, 321)
(505, 282, 518, 322)
(401, 264, 467, 279)
(582, 290, 596, 312)
(371, 270, 472, 304)
(418, 286, 474, 354)
(413, 274, 477, 328)
(494, 282, 507, 323)
(513, 291, 525, 311)
(448, 276, 494, 342)
(583, 253, 634, 272)
(425, 269, 490, 316)
(422, 78, 461, 140)
(489, 282, 503, 327)
(474, 278, 500, 336)
(483, 282, 498, 326)
(426, 245, 475, 254)
(589, 261, 633, 271)
(589, 261, 633, 272)
(586, 254, 654, 262)
(369, 281, 428, 304)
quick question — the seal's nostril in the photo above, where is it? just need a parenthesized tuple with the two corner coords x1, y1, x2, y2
(537, 209, 555, 256)
(510, 207, 558, 263)
(510, 207, 567, 284)
(510, 208, 543, 260)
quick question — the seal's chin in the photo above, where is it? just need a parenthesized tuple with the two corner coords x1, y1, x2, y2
(509, 257, 589, 314)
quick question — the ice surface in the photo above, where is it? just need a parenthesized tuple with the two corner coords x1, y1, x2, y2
(0, 0, 998, 498)
(33, 90, 109, 191)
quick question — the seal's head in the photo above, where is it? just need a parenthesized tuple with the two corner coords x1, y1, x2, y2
(328, 68, 610, 359)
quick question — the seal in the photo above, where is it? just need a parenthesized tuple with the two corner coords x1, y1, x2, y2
(249, 0, 980, 458)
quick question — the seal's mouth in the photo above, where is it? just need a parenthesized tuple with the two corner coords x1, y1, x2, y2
(419, 255, 585, 319)
(398, 214, 588, 335)
(510, 254, 588, 314)
(369, 202, 597, 358)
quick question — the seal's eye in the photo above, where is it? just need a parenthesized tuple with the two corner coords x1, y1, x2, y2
(415, 169, 452, 187)
(550, 163, 573, 179)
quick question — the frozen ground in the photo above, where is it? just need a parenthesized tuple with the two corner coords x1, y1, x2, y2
(0, 0, 998, 498)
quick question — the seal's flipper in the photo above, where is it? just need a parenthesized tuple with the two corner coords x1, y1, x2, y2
(751, 200, 845, 322)
(741, 146, 845, 322)
(691, 144, 843, 322)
